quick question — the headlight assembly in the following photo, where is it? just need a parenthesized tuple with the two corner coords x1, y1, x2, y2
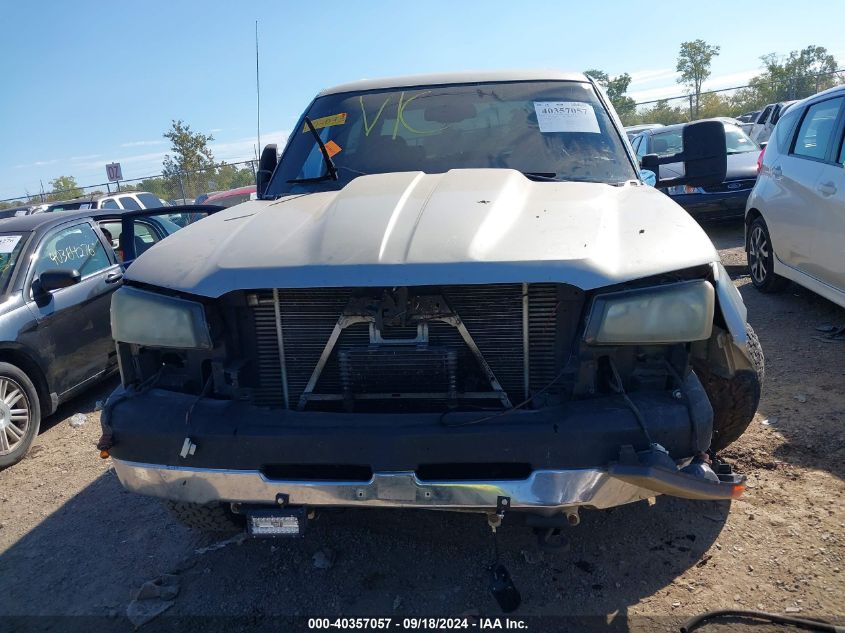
(584, 280, 714, 345)
(111, 287, 212, 349)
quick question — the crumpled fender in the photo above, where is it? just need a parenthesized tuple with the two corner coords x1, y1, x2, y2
(708, 262, 753, 371)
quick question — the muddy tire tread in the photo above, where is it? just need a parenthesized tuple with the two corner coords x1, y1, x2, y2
(699, 324, 764, 452)
(165, 501, 244, 532)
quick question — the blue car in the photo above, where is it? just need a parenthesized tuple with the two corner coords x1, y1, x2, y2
(632, 120, 761, 222)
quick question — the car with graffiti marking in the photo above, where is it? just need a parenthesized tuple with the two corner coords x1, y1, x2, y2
(103, 71, 762, 539)
(0, 206, 220, 468)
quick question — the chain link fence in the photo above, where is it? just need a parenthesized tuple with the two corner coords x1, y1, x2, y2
(629, 68, 845, 124)
(0, 160, 258, 210)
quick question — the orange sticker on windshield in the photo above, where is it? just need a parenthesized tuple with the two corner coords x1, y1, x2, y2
(303, 113, 347, 132)
(324, 140, 342, 157)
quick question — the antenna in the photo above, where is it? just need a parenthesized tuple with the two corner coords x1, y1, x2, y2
(255, 20, 261, 153)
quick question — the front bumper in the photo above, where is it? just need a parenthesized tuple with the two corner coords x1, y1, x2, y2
(669, 190, 751, 222)
(105, 371, 744, 512)
(112, 459, 744, 512)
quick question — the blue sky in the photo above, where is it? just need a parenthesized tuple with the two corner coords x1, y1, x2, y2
(2, 0, 844, 200)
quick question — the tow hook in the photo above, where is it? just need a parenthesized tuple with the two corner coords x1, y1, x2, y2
(485, 496, 521, 613)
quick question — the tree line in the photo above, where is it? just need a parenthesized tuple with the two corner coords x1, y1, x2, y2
(1, 120, 255, 210)
(591, 41, 841, 126)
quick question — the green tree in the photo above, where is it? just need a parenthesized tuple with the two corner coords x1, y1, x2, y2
(162, 120, 216, 198)
(698, 92, 737, 119)
(584, 69, 609, 85)
(636, 100, 689, 126)
(749, 46, 839, 103)
(136, 177, 177, 201)
(584, 69, 636, 121)
(215, 162, 256, 191)
(48, 175, 83, 200)
(676, 39, 721, 117)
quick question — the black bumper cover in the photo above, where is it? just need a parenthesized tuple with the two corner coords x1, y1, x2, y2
(105, 374, 713, 472)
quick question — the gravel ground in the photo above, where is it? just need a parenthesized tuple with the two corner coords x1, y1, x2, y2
(0, 222, 842, 632)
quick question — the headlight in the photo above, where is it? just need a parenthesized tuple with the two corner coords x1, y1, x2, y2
(584, 280, 714, 345)
(111, 287, 212, 349)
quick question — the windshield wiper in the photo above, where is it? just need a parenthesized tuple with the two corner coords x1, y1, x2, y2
(287, 116, 339, 184)
(521, 172, 561, 181)
(521, 172, 611, 184)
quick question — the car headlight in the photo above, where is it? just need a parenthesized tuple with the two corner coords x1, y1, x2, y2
(111, 287, 212, 349)
(584, 280, 714, 345)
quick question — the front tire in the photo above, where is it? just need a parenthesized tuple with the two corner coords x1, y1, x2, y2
(699, 325, 764, 453)
(747, 217, 788, 292)
(0, 362, 41, 469)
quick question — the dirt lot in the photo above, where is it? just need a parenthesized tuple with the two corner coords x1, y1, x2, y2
(0, 222, 842, 632)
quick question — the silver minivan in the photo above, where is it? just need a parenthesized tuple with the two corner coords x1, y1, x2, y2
(745, 85, 845, 308)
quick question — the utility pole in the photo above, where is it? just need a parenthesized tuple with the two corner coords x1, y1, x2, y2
(256, 20, 261, 153)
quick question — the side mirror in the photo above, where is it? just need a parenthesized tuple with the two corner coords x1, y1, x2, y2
(642, 121, 727, 189)
(256, 144, 278, 198)
(33, 269, 81, 296)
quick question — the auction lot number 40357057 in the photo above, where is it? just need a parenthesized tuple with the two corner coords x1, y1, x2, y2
(307, 617, 528, 629)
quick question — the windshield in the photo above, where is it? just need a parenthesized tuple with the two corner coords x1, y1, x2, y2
(267, 80, 636, 196)
(724, 125, 758, 153)
(46, 201, 92, 212)
(0, 234, 28, 295)
(651, 123, 757, 157)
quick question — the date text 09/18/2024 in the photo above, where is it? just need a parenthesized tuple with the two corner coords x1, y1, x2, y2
(307, 618, 528, 630)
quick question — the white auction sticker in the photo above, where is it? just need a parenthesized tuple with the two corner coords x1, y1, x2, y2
(0, 235, 21, 254)
(534, 101, 600, 133)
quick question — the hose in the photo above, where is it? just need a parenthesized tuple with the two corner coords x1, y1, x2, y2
(606, 357, 654, 446)
(681, 609, 844, 633)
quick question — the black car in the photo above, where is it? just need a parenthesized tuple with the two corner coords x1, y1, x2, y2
(0, 206, 219, 467)
(631, 121, 761, 221)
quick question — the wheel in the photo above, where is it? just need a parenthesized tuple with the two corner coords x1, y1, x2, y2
(698, 324, 764, 453)
(0, 362, 41, 469)
(165, 500, 244, 533)
(747, 217, 789, 292)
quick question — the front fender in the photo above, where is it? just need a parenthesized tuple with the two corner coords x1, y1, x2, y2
(691, 263, 753, 377)
(712, 262, 748, 349)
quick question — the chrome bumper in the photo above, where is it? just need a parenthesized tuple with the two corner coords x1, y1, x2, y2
(112, 459, 662, 511)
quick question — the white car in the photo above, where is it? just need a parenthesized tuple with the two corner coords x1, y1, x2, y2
(745, 85, 845, 308)
(748, 100, 798, 146)
(103, 71, 761, 538)
(45, 191, 164, 213)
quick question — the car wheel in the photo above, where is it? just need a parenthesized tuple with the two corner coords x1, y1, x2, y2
(698, 324, 764, 453)
(747, 217, 788, 292)
(0, 362, 42, 469)
(165, 501, 244, 533)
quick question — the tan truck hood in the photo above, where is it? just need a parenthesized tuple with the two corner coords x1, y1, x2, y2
(127, 169, 718, 297)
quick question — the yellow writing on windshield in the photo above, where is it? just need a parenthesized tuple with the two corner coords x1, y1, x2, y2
(359, 92, 447, 138)
(302, 113, 347, 133)
(360, 96, 390, 137)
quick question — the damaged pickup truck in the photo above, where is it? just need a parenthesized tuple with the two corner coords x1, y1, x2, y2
(101, 71, 762, 537)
